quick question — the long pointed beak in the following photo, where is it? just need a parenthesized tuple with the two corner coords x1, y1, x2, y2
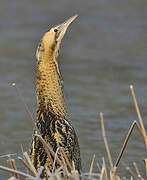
(56, 14, 78, 42)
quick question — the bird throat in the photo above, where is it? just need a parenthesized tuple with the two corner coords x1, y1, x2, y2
(36, 53, 68, 120)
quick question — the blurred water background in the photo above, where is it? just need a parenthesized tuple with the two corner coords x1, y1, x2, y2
(0, 0, 147, 178)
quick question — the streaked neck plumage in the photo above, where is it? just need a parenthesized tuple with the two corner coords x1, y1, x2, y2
(36, 40, 67, 119)
(36, 15, 78, 120)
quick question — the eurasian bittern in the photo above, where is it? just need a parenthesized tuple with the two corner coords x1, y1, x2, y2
(30, 14, 81, 173)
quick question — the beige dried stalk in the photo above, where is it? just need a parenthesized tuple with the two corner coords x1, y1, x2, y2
(89, 154, 96, 179)
(100, 112, 113, 169)
(130, 85, 147, 148)
(133, 162, 143, 180)
(23, 152, 37, 176)
(102, 157, 108, 180)
(0, 165, 33, 178)
(18, 156, 36, 176)
(59, 148, 72, 171)
(143, 159, 147, 177)
(114, 121, 136, 170)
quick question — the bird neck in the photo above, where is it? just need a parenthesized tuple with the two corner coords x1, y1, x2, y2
(36, 55, 68, 120)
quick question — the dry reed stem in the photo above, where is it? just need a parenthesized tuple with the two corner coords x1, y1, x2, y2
(72, 161, 75, 171)
(130, 176, 133, 180)
(35, 166, 44, 178)
(71, 161, 79, 179)
(102, 157, 108, 180)
(60, 153, 69, 177)
(116, 176, 121, 180)
(7, 157, 15, 178)
(100, 112, 113, 169)
(143, 159, 147, 177)
(0, 154, 17, 158)
(114, 121, 136, 170)
(23, 152, 37, 176)
(52, 147, 70, 175)
(118, 176, 122, 180)
(18, 156, 36, 176)
(110, 169, 117, 180)
(0, 165, 33, 178)
(12, 83, 40, 135)
(100, 159, 105, 180)
(52, 147, 61, 172)
(96, 162, 101, 172)
(133, 162, 143, 180)
(130, 85, 147, 148)
(121, 161, 137, 180)
(54, 166, 63, 174)
(8, 177, 17, 180)
(71, 170, 79, 180)
(11, 159, 20, 180)
(20, 144, 24, 157)
(45, 165, 52, 177)
(34, 134, 62, 167)
(89, 154, 96, 179)
(135, 121, 145, 141)
(52, 174, 61, 180)
(59, 148, 72, 171)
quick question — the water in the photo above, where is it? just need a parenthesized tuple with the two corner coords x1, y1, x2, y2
(0, 0, 147, 178)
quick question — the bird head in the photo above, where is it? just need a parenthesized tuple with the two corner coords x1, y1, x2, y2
(36, 14, 78, 67)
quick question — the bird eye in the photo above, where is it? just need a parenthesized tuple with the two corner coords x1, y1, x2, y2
(54, 29, 58, 32)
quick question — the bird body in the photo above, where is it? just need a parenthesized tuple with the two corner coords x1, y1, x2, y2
(30, 15, 81, 173)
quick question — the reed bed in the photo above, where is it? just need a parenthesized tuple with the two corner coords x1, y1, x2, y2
(0, 84, 147, 180)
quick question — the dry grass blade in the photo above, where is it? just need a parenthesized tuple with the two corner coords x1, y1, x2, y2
(11, 159, 20, 179)
(114, 121, 136, 170)
(100, 159, 105, 180)
(135, 121, 145, 141)
(7, 157, 15, 178)
(8, 177, 17, 180)
(143, 159, 147, 177)
(133, 162, 143, 180)
(23, 152, 37, 176)
(53, 147, 61, 172)
(0, 153, 17, 158)
(130, 85, 147, 148)
(20, 144, 24, 156)
(45, 166, 52, 177)
(116, 175, 121, 180)
(35, 166, 44, 179)
(12, 83, 40, 134)
(121, 161, 137, 180)
(72, 161, 75, 171)
(89, 154, 96, 179)
(59, 148, 72, 171)
(18, 156, 36, 176)
(110, 169, 117, 180)
(60, 152, 69, 177)
(102, 157, 108, 180)
(71, 161, 79, 179)
(100, 112, 113, 169)
(96, 162, 101, 172)
(71, 170, 79, 180)
(54, 166, 63, 174)
(0, 165, 33, 178)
